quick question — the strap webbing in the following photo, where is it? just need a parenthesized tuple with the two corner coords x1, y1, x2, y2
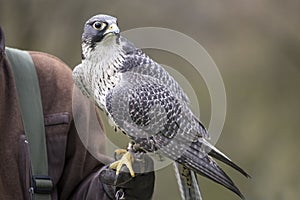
(174, 162, 202, 200)
(5, 47, 52, 200)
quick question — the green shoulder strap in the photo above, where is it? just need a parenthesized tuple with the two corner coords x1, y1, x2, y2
(5, 47, 53, 200)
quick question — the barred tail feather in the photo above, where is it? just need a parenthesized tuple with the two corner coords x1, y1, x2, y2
(176, 140, 246, 199)
(208, 148, 251, 178)
(198, 138, 250, 178)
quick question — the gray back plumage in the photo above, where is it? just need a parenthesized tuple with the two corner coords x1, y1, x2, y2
(119, 36, 190, 104)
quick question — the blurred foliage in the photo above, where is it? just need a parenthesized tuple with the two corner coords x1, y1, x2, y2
(1, 0, 300, 199)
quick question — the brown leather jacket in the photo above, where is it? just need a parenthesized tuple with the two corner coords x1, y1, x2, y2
(0, 27, 111, 200)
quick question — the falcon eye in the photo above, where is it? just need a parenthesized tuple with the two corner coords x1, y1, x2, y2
(93, 22, 106, 30)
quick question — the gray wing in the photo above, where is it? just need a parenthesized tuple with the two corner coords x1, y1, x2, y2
(106, 72, 246, 198)
(106, 71, 206, 144)
(119, 36, 190, 104)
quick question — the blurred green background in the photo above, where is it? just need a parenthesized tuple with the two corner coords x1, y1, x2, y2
(1, 0, 300, 199)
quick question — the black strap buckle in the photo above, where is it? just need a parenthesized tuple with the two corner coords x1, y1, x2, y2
(32, 175, 53, 194)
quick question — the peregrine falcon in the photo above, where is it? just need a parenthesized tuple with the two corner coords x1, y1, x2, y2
(73, 14, 250, 199)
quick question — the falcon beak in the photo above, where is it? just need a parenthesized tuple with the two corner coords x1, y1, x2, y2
(104, 23, 120, 36)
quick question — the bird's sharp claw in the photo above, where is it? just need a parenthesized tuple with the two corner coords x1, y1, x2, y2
(109, 150, 135, 177)
(114, 149, 128, 156)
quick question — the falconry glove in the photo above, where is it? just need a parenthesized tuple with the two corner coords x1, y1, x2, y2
(99, 151, 155, 200)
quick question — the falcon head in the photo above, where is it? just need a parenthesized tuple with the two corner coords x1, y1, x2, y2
(81, 14, 120, 58)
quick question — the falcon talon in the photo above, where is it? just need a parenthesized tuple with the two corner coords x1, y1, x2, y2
(109, 151, 135, 177)
(113, 149, 127, 160)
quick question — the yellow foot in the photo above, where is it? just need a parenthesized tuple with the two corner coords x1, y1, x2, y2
(114, 149, 128, 156)
(110, 150, 135, 177)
